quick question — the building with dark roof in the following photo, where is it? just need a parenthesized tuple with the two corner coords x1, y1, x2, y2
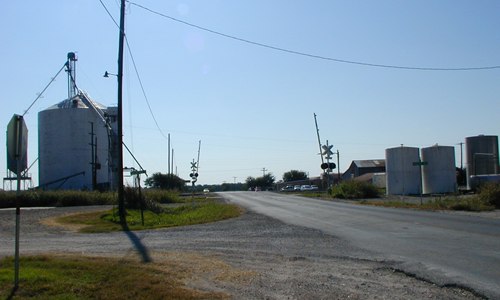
(341, 159, 385, 181)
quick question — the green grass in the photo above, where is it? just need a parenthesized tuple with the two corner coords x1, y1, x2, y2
(0, 255, 227, 299)
(57, 202, 242, 233)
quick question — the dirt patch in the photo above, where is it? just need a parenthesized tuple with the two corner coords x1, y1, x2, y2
(40, 213, 86, 232)
(40, 209, 106, 232)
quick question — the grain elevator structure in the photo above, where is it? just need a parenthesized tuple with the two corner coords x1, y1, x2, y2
(38, 53, 119, 190)
(465, 135, 500, 190)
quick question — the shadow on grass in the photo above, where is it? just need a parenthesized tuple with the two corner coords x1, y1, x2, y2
(121, 221, 152, 263)
(6, 286, 17, 300)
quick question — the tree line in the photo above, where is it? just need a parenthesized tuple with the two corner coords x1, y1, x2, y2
(143, 170, 309, 191)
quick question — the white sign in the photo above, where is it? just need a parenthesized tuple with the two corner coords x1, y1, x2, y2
(322, 144, 333, 156)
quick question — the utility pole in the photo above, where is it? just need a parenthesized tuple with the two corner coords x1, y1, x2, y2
(117, 0, 126, 224)
(261, 167, 267, 176)
(336, 150, 340, 182)
(168, 133, 171, 174)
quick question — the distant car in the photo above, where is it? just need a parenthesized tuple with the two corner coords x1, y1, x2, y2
(310, 185, 319, 191)
(203, 188, 210, 193)
(280, 185, 294, 192)
(300, 185, 314, 191)
(254, 186, 262, 192)
(293, 185, 302, 191)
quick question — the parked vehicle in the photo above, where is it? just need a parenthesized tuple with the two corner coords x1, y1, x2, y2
(300, 185, 314, 191)
(310, 185, 319, 191)
(280, 185, 294, 192)
(293, 185, 302, 191)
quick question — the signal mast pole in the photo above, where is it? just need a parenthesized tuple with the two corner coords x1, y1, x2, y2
(196, 140, 201, 174)
(314, 113, 324, 165)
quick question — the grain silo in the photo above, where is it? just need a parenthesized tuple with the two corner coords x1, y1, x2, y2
(385, 146, 421, 195)
(465, 135, 499, 189)
(421, 145, 456, 194)
(38, 53, 119, 190)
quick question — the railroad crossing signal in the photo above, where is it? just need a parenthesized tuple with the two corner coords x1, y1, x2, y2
(190, 160, 198, 183)
(322, 144, 333, 160)
(321, 162, 336, 171)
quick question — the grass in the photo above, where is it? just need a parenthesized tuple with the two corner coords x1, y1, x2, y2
(360, 196, 495, 212)
(56, 201, 242, 233)
(0, 255, 228, 299)
(0, 189, 186, 209)
(298, 181, 499, 212)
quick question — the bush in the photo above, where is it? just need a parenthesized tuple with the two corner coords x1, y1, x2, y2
(0, 189, 181, 209)
(476, 182, 500, 209)
(143, 189, 181, 203)
(0, 190, 116, 208)
(329, 181, 380, 199)
(449, 197, 494, 212)
(124, 187, 164, 214)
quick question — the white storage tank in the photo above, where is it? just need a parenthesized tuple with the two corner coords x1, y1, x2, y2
(38, 93, 116, 190)
(465, 135, 499, 189)
(421, 145, 456, 194)
(385, 146, 421, 195)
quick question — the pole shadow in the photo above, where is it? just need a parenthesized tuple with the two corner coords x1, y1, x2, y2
(6, 286, 17, 300)
(120, 222, 152, 263)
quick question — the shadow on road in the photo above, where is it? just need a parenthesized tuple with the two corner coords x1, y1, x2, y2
(121, 222, 152, 263)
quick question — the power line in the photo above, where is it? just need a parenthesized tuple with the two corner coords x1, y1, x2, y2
(99, 0, 119, 28)
(99, 0, 169, 140)
(127, 1, 500, 71)
(22, 63, 67, 117)
(125, 39, 169, 140)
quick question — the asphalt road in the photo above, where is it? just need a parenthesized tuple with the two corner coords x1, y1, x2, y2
(221, 191, 500, 299)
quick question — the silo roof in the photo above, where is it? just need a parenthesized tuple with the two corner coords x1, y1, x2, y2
(43, 93, 107, 110)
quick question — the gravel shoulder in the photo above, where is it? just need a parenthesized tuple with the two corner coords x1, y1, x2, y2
(0, 205, 483, 299)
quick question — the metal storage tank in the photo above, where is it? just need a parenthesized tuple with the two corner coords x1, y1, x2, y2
(421, 145, 456, 194)
(385, 146, 421, 195)
(38, 93, 117, 190)
(465, 135, 499, 189)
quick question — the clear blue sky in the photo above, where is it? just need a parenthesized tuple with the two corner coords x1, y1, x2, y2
(1, 1, 499, 187)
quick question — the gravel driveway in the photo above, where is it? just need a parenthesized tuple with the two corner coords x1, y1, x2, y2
(0, 205, 482, 299)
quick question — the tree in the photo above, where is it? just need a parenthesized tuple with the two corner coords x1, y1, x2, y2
(245, 176, 257, 189)
(283, 170, 308, 182)
(246, 174, 275, 190)
(144, 173, 185, 190)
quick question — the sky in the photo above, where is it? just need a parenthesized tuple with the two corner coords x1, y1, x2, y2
(1, 1, 499, 187)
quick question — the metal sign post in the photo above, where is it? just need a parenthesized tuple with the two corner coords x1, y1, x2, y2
(7, 114, 28, 290)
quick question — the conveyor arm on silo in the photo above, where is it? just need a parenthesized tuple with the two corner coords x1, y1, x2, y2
(78, 90, 113, 131)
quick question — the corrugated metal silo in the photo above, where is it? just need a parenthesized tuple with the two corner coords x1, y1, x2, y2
(385, 146, 421, 195)
(465, 135, 499, 189)
(38, 93, 116, 190)
(421, 145, 456, 194)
